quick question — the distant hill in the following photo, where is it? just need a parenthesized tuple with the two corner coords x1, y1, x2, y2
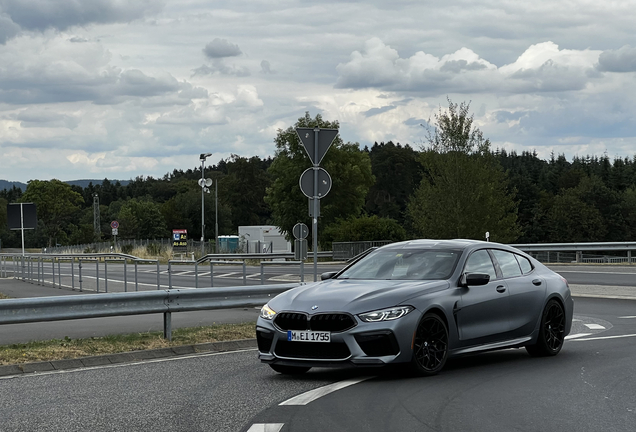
(0, 179, 130, 192)
(0, 180, 27, 191)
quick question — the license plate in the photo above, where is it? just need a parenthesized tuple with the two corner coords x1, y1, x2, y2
(287, 330, 331, 342)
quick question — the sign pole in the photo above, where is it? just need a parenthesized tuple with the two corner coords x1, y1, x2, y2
(313, 128, 320, 281)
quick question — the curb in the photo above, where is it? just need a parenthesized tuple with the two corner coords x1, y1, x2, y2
(0, 338, 257, 377)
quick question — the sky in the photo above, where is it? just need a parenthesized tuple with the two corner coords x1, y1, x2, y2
(1, 0, 636, 183)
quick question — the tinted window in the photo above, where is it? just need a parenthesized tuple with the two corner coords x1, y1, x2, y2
(339, 249, 460, 280)
(464, 250, 497, 280)
(515, 254, 533, 274)
(492, 250, 522, 278)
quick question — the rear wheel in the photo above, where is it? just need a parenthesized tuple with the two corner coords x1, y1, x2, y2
(526, 299, 566, 357)
(410, 313, 449, 376)
(269, 364, 311, 375)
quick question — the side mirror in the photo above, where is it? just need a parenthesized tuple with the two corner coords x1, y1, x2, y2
(461, 272, 490, 287)
(321, 271, 338, 280)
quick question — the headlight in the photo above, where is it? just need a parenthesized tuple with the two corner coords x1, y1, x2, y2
(260, 304, 277, 320)
(358, 306, 413, 322)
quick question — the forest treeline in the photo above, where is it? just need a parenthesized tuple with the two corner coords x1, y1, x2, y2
(2, 107, 636, 249)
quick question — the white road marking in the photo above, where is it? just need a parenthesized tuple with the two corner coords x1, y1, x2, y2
(173, 271, 193, 276)
(585, 324, 605, 330)
(279, 376, 373, 406)
(569, 333, 636, 342)
(565, 333, 592, 340)
(618, 316, 636, 319)
(246, 424, 284, 432)
(217, 273, 238, 277)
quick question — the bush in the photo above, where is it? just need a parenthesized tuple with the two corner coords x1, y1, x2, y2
(120, 244, 134, 255)
(146, 243, 164, 256)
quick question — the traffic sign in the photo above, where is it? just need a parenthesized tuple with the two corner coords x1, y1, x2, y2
(111, 221, 119, 229)
(296, 128, 338, 165)
(293, 223, 309, 239)
(299, 167, 332, 199)
(112, 228, 118, 236)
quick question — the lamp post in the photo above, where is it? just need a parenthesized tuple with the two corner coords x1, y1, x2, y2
(199, 153, 212, 256)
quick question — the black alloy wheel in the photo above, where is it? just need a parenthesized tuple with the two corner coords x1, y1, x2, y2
(269, 364, 311, 375)
(526, 299, 566, 357)
(411, 313, 449, 376)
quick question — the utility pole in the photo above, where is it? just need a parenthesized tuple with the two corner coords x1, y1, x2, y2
(199, 153, 213, 257)
(93, 193, 100, 240)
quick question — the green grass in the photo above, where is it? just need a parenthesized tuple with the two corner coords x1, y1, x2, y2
(0, 322, 256, 365)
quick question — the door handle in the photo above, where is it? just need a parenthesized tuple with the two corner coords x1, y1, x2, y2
(496, 285, 506, 293)
(532, 279, 542, 286)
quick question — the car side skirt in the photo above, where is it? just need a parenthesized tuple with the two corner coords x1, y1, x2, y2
(450, 336, 532, 356)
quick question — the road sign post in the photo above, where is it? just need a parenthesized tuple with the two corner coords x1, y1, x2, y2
(296, 127, 338, 281)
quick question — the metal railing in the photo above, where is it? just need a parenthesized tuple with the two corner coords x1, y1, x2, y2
(332, 241, 393, 260)
(0, 283, 299, 340)
(512, 242, 636, 264)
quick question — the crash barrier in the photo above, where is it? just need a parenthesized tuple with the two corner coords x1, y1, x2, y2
(512, 242, 636, 264)
(0, 283, 299, 340)
(0, 253, 160, 292)
(0, 251, 334, 291)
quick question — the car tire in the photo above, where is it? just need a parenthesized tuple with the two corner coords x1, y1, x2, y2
(269, 364, 311, 375)
(410, 313, 449, 376)
(526, 299, 566, 357)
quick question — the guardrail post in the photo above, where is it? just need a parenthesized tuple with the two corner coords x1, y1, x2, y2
(58, 259, 61, 288)
(210, 261, 214, 288)
(71, 258, 75, 290)
(260, 262, 264, 284)
(168, 261, 172, 290)
(164, 312, 172, 341)
(105, 260, 108, 293)
(629, 251, 632, 265)
(135, 261, 138, 292)
(37, 257, 41, 285)
(96, 260, 100, 293)
(124, 259, 128, 292)
(156, 260, 160, 290)
(195, 261, 198, 288)
(52, 259, 55, 288)
(301, 260, 304, 283)
(77, 258, 82, 292)
(21, 256, 25, 281)
(243, 260, 246, 285)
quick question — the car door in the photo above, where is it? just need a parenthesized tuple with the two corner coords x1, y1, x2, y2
(491, 250, 546, 338)
(456, 249, 512, 343)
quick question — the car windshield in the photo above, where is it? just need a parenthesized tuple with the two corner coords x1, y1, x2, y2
(338, 249, 460, 280)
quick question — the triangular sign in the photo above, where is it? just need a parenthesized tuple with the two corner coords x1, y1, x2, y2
(296, 128, 338, 165)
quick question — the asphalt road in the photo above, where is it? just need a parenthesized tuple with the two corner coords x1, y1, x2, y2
(0, 297, 634, 432)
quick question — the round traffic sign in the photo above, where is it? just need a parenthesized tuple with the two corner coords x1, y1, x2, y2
(111, 221, 119, 229)
(299, 167, 332, 199)
(293, 223, 309, 239)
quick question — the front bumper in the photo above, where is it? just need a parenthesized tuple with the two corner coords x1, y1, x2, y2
(256, 310, 420, 368)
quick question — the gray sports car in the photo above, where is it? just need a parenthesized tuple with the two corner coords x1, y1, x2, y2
(256, 239, 573, 376)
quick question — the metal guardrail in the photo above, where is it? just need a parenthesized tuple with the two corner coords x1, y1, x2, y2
(512, 242, 636, 264)
(332, 241, 393, 260)
(0, 283, 299, 340)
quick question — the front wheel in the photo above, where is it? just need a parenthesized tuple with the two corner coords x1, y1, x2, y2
(526, 299, 566, 357)
(269, 364, 311, 375)
(410, 313, 449, 376)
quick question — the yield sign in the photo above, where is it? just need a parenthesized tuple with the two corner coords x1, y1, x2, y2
(296, 128, 338, 165)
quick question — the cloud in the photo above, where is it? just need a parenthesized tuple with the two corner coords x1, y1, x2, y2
(336, 39, 602, 95)
(260, 60, 275, 74)
(0, 0, 164, 34)
(597, 45, 636, 72)
(364, 105, 396, 117)
(203, 38, 242, 59)
(192, 61, 250, 77)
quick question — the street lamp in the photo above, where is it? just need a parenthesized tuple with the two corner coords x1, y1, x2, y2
(199, 153, 213, 256)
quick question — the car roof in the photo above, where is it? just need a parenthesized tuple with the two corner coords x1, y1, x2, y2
(380, 239, 513, 251)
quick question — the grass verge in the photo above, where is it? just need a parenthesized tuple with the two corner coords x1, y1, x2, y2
(0, 322, 256, 365)
(0, 293, 10, 300)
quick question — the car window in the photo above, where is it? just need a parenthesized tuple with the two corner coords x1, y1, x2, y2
(464, 250, 497, 280)
(338, 249, 460, 280)
(515, 254, 533, 274)
(492, 250, 522, 278)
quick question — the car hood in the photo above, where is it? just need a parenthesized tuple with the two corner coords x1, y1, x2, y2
(268, 278, 449, 315)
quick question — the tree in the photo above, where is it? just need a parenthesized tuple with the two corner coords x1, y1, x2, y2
(322, 215, 406, 248)
(20, 179, 84, 247)
(407, 99, 521, 243)
(365, 142, 422, 224)
(221, 155, 271, 228)
(116, 198, 168, 239)
(265, 112, 375, 240)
